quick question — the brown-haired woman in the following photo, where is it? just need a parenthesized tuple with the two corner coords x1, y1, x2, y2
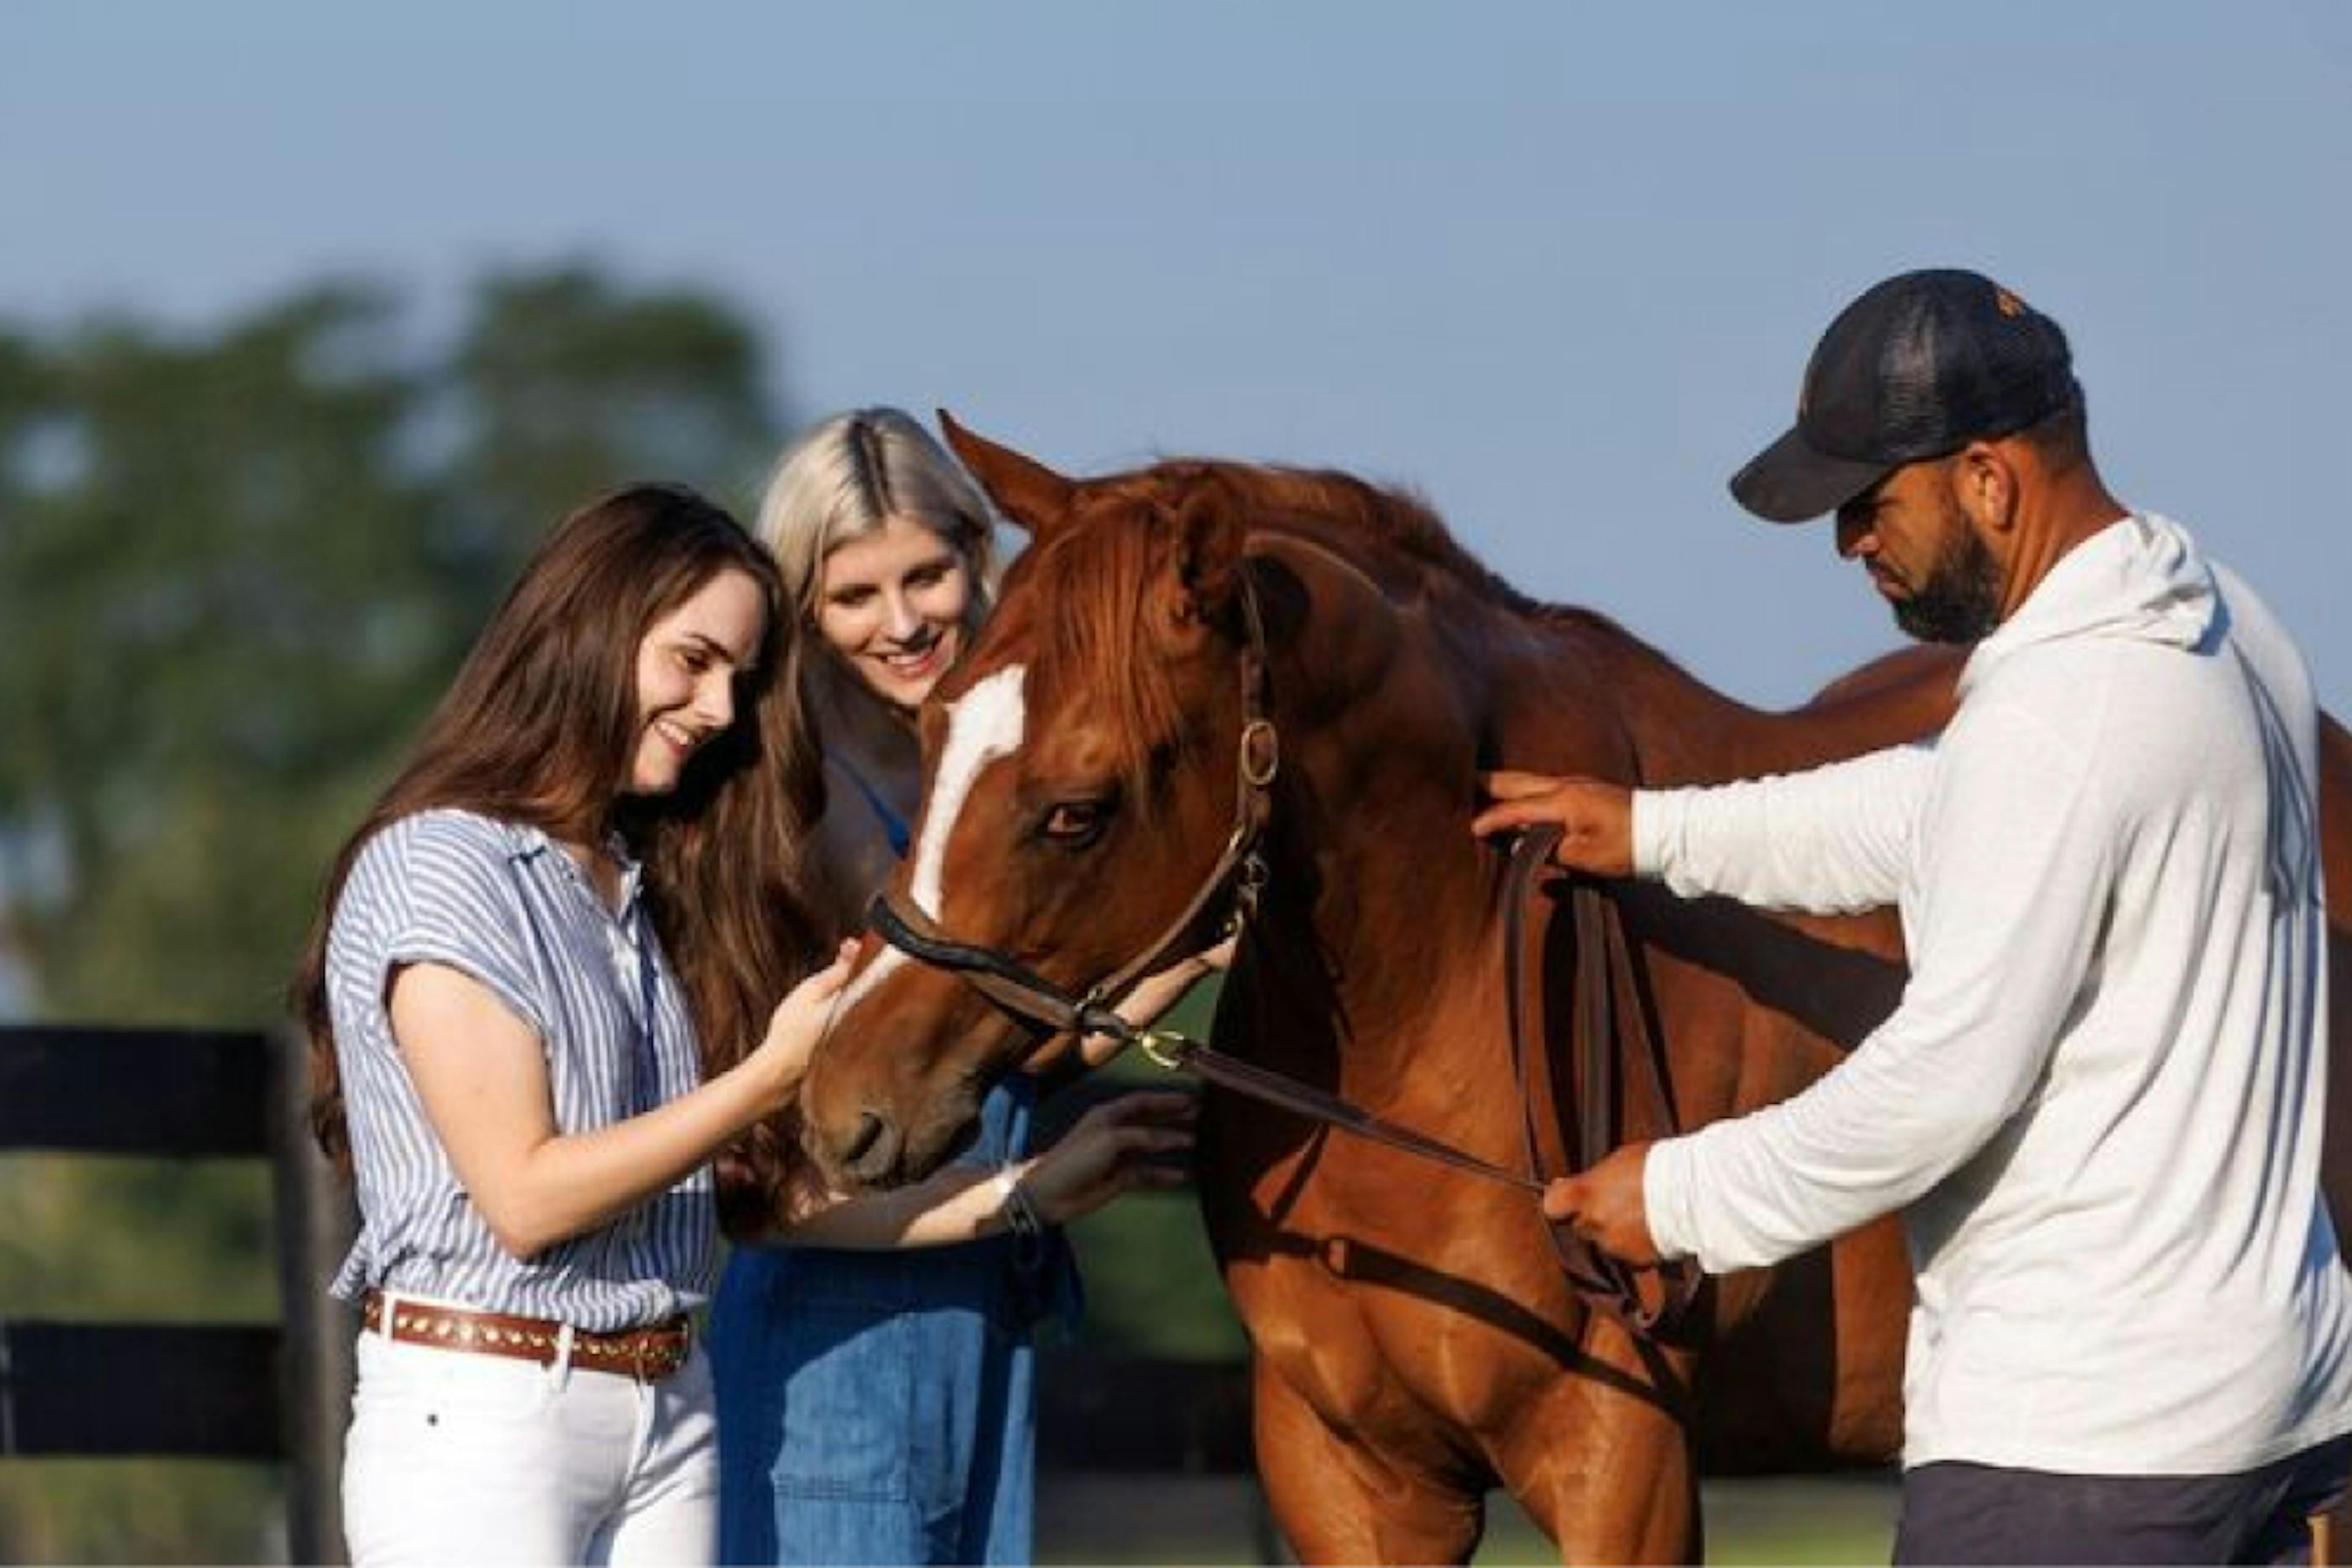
(290, 483, 854, 1565)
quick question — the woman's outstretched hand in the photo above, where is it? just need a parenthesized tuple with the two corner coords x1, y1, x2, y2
(1079, 935, 1240, 1069)
(1019, 1090, 1197, 1224)
(747, 939, 859, 1110)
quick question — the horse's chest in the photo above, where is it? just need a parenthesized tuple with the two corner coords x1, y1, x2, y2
(1247, 1280, 1468, 1438)
(1220, 1194, 1563, 1446)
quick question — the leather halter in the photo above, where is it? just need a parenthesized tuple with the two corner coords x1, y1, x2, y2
(867, 575, 1279, 1043)
(859, 568, 1698, 1341)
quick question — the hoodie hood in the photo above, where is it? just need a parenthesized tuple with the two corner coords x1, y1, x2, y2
(1959, 513, 2217, 699)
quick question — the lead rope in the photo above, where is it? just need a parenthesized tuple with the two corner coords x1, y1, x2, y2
(868, 827, 1702, 1341)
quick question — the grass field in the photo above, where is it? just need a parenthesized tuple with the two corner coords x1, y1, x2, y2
(1036, 1471, 1899, 1564)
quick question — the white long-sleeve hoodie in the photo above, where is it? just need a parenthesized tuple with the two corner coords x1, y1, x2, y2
(1637, 513, 2352, 1474)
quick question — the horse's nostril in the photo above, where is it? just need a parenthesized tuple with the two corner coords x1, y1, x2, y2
(840, 1110, 902, 1183)
(843, 1110, 886, 1164)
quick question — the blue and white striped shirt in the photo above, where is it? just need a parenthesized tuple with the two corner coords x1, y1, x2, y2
(325, 808, 717, 1330)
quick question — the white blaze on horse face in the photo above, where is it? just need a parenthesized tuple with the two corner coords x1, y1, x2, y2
(910, 664, 1028, 917)
(834, 664, 1028, 1021)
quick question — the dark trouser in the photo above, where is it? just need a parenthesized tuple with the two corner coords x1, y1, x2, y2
(1895, 1434, 2352, 1566)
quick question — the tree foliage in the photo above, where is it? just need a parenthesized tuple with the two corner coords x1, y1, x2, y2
(0, 267, 782, 1026)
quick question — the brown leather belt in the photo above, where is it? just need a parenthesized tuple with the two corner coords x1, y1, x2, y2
(361, 1291, 692, 1383)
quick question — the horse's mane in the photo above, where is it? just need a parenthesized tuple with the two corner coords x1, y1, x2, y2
(1012, 456, 1628, 794)
(1191, 460, 1547, 613)
(1176, 459, 1634, 641)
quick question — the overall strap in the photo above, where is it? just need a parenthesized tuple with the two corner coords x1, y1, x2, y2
(835, 755, 913, 858)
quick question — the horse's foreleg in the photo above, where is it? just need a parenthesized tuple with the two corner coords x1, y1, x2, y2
(1251, 1360, 1485, 1566)
(1499, 1332, 1703, 1566)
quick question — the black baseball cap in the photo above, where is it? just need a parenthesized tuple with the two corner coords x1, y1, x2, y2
(1728, 268, 2081, 523)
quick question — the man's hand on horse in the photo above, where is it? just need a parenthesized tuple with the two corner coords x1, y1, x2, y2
(1472, 771, 1635, 878)
(1539, 1141, 1664, 1265)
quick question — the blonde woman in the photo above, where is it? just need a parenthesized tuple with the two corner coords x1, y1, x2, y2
(706, 408, 1215, 1565)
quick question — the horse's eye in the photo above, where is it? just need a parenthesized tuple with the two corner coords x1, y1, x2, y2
(1041, 799, 1112, 845)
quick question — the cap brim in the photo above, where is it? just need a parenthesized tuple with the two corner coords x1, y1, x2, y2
(1727, 426, 1893, 524)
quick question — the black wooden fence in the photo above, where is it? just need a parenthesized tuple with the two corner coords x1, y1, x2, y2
(0, 1025, 355, 1559)
(0, 1025, 1259, 1564)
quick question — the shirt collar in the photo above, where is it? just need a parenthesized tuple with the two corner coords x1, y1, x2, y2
(502, 819, 646, 913)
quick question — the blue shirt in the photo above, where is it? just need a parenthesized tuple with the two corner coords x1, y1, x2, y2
(325, 808, 715, 1330)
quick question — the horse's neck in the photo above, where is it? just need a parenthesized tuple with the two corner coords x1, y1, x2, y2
(1241, 578, 1537, 1095)
(1563, 620, 1959, 786)
(1242, 533, 1948, 1039)
(1245, 599, 1945, 1074)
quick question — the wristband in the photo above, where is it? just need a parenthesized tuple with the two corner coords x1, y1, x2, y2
(992, 1167, 1046, 1262)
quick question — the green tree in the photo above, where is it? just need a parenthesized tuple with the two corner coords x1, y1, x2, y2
(2, 285, 426, 1024)
(0, 268, 782, 1029)
(451, 265, 780, 552)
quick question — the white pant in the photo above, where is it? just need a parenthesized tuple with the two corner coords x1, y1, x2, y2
(341, 1321, 718, 1566)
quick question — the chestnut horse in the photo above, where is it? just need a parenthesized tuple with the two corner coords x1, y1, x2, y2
(800, 421, 2352, 1563)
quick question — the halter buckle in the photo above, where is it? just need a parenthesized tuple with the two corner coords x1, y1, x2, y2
(1137, 1030, 1193, 1071)
(1238, 718, 1280, 789)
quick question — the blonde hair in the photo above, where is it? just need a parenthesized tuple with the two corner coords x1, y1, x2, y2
(753, 408, 1001, 667)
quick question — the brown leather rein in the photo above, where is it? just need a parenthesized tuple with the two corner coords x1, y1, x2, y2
(1504, 824, 1705, 1339)
(862, 577, 1700, 1340)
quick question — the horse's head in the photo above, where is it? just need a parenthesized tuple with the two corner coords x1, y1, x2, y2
(799, 418, 1276, 1189)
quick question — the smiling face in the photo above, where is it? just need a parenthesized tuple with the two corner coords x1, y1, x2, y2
(816, 511, 975, 712)
(627, 565, 768, 796)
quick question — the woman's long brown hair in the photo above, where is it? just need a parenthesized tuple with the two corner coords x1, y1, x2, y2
(289, 483, 826, 1212)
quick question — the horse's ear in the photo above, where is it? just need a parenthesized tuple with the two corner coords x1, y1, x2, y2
(938, 412, 1074, 540)
(1166, 489, 1247, 630)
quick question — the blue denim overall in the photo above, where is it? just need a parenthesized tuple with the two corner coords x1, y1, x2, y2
(709, 767, 1078, 1565)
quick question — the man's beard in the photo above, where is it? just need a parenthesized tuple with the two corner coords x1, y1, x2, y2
(1893, 508, 2005, 644)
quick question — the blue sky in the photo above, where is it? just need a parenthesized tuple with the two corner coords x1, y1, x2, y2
(4, 1, 2349, 709)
